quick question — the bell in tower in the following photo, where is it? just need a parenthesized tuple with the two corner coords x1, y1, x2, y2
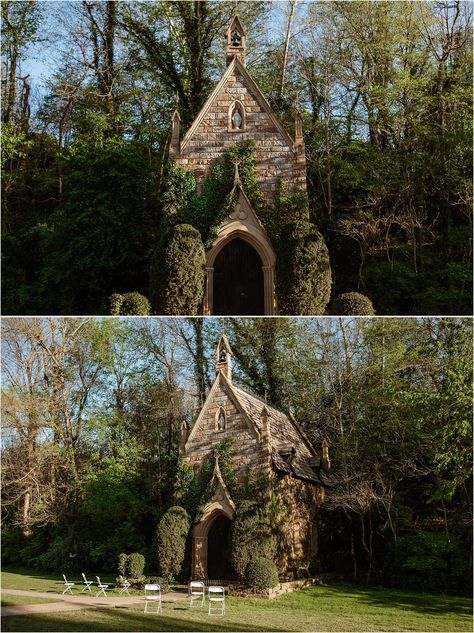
(226, 14, 246, 66)
(215, 334, 232, 381)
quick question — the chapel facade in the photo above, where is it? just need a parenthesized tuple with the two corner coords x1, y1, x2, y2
(170, 15, 308, 316)
(181, 335, 330, 581)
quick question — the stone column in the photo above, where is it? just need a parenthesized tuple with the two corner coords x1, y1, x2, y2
(262, 266, 275, 315)
(205, 267, 214, 315)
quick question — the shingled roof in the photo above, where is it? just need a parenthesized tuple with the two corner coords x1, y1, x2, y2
(231, 383, 326, 485)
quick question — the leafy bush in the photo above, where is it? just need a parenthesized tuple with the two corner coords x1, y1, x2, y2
(244, 557, 279, 590)
(276, 221, 331, 315)
(128, 552, 145, 578)
(118, 553, 128, 576)
(109, 291, 150, 315)
(149, 224, 206, 315)
(155, 506, 191, 580)
(231, 500, 278, 581)
(331, 292, 375, 315)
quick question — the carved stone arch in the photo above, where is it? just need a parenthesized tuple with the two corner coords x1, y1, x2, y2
(192, 503, 235, 579)
(205, 223, 276, 315)
(228, 100, 246, 132)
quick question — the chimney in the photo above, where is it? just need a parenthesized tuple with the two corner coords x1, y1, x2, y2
(170, 110, 181, 155)
(322, 438, 331, 471)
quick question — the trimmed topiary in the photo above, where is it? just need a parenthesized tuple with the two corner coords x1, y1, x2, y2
(331, 292, 375, 315)
(149, 224, 206, 315)
(127, 552, 145, 578)
(117, 552, 128, 576)
(231, 500, 278, 581)
(244, 557, 279, 591)
(109, 292, 150, 315)
(155, 506, 191, 581)
(276, 221, 331, 315)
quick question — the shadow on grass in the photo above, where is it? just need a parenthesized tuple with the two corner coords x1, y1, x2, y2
(1, 605, 282, 633)
(301, 584, 473, 618)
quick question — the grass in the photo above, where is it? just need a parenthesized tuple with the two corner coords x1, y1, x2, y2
(1, 595, 59, 607)
(1, 567, 472, 632)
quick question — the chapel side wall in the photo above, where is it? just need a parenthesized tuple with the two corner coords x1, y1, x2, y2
(177, 71, 306, 203)
(183, 383, 271, 483)
(276, 475, 325, 577)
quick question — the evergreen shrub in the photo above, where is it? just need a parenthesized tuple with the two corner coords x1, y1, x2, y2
(128, 552, 145, 578)
(110, 292, 150, 315)
(231, 500, 278, 581)
(244, 557, 279, 590)
(276, 221, 331, 314)
(331, 292, 375, 315)
(155, 506, 191, 580)
(117, 553, 128, 576)
(149, 224, 205, 315)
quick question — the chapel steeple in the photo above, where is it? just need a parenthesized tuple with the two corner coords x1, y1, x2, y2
(226, 13, 246, 66)
(216, 334, 232, 380)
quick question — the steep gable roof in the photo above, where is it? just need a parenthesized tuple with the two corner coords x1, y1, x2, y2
(180, 56, 295, 153)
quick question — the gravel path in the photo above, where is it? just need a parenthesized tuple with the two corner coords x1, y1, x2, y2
(1, 588, 187, 617)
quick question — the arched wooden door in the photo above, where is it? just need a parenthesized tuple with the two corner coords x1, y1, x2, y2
(207, 514, 233, 580)
(213, 238, 264, 315)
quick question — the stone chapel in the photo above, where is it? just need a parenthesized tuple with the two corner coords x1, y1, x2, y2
(170, 14, 308, 316)
(181, 334, 330, 581)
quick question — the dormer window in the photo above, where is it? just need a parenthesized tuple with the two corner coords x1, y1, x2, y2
(229, 101, 245, 132)
(216, 408, 226, 431)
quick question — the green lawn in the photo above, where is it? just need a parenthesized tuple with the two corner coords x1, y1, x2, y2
(1, 595, 59, 607)
(1, 568, 472, 632)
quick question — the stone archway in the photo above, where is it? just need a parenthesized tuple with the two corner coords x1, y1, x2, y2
(192, 502, 235, 580)
(205, 224, 276, 316)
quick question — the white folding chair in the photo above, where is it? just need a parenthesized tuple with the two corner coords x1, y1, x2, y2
(95, 576, 109, 597)
(62, 574, 74, 595)
(189, 580, 205, 607)
(208, 585, 225, 615)
(81, 573, 93, 593)
(118, 575, 131, 595)
(144, 583, 162, 613)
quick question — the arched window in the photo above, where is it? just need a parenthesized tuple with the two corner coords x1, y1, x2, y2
(216, 408, 226, 431)
(228, 101, 245, 132)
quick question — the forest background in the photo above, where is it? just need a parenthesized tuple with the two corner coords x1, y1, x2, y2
(1, 317, 472, 596)
(1, 0, 472, 315)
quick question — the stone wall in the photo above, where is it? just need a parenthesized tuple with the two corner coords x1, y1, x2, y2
(177, 64, 306, 203)
(183, 381, 270, 482)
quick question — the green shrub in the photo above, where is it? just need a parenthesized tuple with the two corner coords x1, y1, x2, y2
(276, 221, 331, 315)
(244, 557, 279, 590)
(117, 553, 128, 576)
(109, 292, 150, 315)
(331, 292, 375, 315)
(155, 506, 191, 580)
(149, 224, 206, 315)
(231, 500, 278, 581)
(128, 552, 145, 578)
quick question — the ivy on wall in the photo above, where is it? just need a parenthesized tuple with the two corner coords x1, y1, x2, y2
(151, 141, 331, 314)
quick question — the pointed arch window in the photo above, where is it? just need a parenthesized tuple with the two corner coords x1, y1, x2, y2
(228, 101, 246, 132)
(216, 408, 226, 431)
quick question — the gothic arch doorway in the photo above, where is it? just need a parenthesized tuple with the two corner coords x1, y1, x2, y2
(213, 238, 264, 315)
(207, 514, 233, 580)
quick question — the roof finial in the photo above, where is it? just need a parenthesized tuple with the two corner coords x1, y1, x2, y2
(232, 157, 242, 186)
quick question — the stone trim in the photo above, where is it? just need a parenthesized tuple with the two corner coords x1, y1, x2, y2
(228, 100, 246, 132)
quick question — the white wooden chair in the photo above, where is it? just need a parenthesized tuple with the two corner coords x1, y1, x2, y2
(208, 586, 225, 615)
(144, 584, 162, 613)
(189, 580, 205, 607)
(95, 576, 109, 597)
(62, 574, 74, 595)
(81, 573, 93, 593)
(118, 575, 131, 595)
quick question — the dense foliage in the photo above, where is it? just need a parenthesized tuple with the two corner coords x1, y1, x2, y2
(244, 557, 279, 591)
(2, 1, 470, 314)
(330, 293, 375, 316)
(154, 506, 191, 581)
(277, 221, 332, 314)
(149, 224, 206, 315)
(110, 292, 151, 316)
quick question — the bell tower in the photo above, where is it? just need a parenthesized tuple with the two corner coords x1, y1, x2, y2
(226, 14, 246, 66)
(215, 334, 232, 381)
